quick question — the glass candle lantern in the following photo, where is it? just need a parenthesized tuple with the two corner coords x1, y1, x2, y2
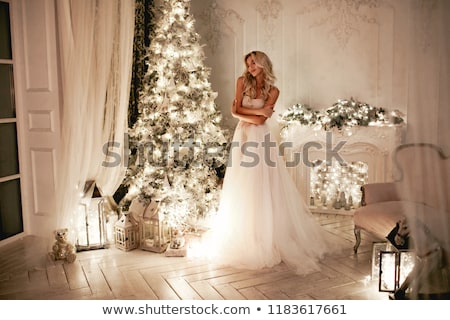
(76, 181, 118, 251)
(379, 250, 415, 292)
(138, 200, 171, 253)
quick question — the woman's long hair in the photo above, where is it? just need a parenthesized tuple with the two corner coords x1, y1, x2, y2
(242, 51, 276, 100)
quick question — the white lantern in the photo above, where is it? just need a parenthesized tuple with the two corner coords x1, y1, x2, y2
(76, 181, 118, 251)
(114, 211, 139, 251)
(137, 199, 171, 253)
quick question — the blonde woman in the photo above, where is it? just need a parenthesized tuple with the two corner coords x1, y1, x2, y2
(210, 51, 343, 274)
(231, 51, 278, 125)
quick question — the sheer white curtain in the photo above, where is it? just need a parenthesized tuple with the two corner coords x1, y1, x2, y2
(395, 0, 450, 298)
(55, 0, 135, 241)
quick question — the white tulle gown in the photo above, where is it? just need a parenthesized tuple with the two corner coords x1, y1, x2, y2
(208, 96, 344, 275)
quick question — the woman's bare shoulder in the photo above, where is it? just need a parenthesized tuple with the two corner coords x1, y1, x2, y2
(270, 86, 280, 96)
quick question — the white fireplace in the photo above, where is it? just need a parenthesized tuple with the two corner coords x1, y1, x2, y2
(280, 124, 406, 214)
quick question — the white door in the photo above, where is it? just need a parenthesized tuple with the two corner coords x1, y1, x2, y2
(1, 0, 61, 242)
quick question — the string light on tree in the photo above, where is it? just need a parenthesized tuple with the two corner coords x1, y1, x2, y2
(120, 0, 230, 231)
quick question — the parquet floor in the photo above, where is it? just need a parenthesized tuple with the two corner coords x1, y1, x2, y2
(0, 213, 389, 300)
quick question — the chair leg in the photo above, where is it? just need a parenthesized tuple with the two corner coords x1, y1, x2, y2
(353, 227, 361, 254)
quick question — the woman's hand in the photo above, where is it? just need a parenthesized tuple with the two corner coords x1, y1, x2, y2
(259, 105, 275, 118)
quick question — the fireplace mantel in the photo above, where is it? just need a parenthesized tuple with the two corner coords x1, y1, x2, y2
(280, 124, 406, 214)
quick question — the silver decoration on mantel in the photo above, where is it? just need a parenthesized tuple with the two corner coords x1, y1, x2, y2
(199, 0, 243, 55)
(299, 0, 381, 49)
(256, 0, 282, 50)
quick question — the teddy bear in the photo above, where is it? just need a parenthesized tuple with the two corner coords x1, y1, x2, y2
(48, 228, 77, 263)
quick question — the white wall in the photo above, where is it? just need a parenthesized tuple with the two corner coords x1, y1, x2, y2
(191, 0, 450, 152)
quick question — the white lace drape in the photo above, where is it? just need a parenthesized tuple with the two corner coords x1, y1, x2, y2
(55, 0, 135, 240)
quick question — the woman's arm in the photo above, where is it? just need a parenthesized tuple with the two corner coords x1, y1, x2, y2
(231, 100, 266, 125)
(264, 87, 280, 110)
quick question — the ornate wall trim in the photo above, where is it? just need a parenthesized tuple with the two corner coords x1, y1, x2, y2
(256, 0, 282, 50)
(198, 0, 243, 54)
(299, 0, 382, 49)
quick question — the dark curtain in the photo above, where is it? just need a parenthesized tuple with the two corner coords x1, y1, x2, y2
(128, 0, 154, 128)
(115, 0, 154, 205)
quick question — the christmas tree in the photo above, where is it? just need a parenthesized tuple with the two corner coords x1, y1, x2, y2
(120, 0, 229, 229)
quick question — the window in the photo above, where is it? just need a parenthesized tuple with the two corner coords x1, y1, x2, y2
(0, 1, 23, 240)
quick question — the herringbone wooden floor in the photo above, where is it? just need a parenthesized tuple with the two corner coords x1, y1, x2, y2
(0, 213, 388, 300)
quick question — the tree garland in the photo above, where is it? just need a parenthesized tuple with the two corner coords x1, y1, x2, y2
(279, 98, 405, 131)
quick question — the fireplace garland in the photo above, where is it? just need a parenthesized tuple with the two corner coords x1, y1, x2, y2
(278, 97, 405, 133)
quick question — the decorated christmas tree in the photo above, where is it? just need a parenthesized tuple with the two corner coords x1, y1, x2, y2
(120, 0, 229, 229)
